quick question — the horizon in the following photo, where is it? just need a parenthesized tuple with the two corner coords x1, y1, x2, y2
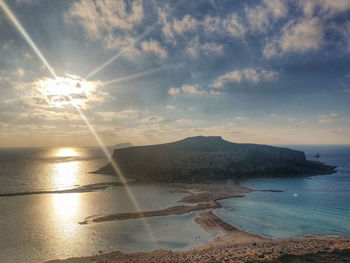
(1, 0, 350, 147)
(1, 135, 350, 149)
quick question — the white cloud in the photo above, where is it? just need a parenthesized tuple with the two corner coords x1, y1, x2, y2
(104, 34, 137, 51)
(168, 84, 213, 96)
(299, 0, 350, 17)
(203, 16, 221, 35)
(68, 0, 144, 36)
(212, 68, 278, 88)
(245, 0, 288, 32)
(263, 18, 324, 58)
(201, 42, 223, 55)
(173, 15, 199, 35)
(168, 87, 181, 96)
(222, 14, 247, 37)
(203, 14, 246, 38)
(166, 105, 176, 110)
(186, 37, 223, 57)
(159, 13, 199, 42)
(141, 39, 167, 58)
(67, 0, 145, 58)
(97, 109, 138, 122)
(181, 85, 206, 95)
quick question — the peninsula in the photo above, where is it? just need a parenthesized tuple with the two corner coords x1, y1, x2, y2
(95, 136, 336, 182)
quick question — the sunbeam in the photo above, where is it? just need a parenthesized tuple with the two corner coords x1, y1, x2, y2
(102, 66, 170, 86)
(2, 95, 41, 104)
(0, 0, 155, 242)
(71, 101, 156, 242)
(0, 0, 56, 77)
(85, 25, 156, 80)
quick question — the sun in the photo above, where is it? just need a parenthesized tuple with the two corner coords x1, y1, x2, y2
(55, 147, 78, 157)
(37, 75, 98, 108)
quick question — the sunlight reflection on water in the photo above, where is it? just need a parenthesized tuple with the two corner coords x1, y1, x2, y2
(52, 193, 80, 221)
(53, 161, 79, 189)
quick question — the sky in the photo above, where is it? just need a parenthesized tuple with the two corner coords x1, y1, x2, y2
(0, 0, 350, 147)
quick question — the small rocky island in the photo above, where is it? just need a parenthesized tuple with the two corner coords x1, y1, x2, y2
(95, 136, 335, 182)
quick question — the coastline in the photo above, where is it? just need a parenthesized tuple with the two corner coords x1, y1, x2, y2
(46, 180, 350, 263)
(78, 181, 251, 224)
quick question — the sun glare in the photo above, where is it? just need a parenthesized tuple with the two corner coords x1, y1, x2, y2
(37, 75, 98, 108)
(52, 193, 80, 220)
(55, 148, 78, 157)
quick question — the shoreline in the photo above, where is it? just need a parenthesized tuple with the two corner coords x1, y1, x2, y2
(0, 182, 125, 197)
(78, 181, 251, 224)
(47, 180, 350, 263)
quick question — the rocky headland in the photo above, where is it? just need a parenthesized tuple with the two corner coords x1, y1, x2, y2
(94, 136, 336, 182)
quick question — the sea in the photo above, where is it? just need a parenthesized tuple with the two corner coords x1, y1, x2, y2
(0, 145, 349, 262)
(215, 145, 350, 238)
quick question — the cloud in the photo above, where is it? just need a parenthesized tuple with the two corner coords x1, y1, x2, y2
(168, 87, 181, 95)
(15, 68, 24, 77)
(337, 21, 350, 52)
(235, 116, 249, 121)
(169, 84, 214, 96)
(203, 14, 246, 38)
(141, 115, 164, 123)
(186, 37, 223, 57)
(23, 109, 82, 121)
(97, 109, 138, 122)
(174, 118, 202, 127)
(245, 0, 288, 32)
(166, 105, 176, 110)
(212, 68, 278, 88)
(199, 42, 223, 55)
(159, 12, 199, 42)
(299, 0, 350, 17)
(181, 85, 206, 95)
(141, 39, 167, 58)
(223, 14, 247, 37)
(17, 75, 109, 110)
(173, 15, 199, 35)
(68, 0, 144, 36)
(263, 18, 323, 58)
(318, 113, 338, 124)
(67, 0, 146, 59)
(103, 34, 138, 53)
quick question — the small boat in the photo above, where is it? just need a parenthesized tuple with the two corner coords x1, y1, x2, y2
(314, 153, 321, 158)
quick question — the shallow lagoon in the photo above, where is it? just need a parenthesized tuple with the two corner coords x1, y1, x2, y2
(0, 186, 218, 263)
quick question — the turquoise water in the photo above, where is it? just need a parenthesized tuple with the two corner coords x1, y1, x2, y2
(215, 145, 350, 238)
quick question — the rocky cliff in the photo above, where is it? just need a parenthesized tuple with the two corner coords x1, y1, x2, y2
(95, 136, 336, 182)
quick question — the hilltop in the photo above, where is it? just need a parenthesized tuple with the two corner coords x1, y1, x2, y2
(95, 136, 335, 182)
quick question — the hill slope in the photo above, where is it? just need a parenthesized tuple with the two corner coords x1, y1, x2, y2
(95, 136, 335, 182)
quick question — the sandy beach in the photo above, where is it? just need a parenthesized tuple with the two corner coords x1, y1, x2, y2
(46, 181, 350, 263)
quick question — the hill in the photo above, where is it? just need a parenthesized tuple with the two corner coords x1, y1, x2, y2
(113, 142, 133, 149)
(95, 136, 335, 182)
